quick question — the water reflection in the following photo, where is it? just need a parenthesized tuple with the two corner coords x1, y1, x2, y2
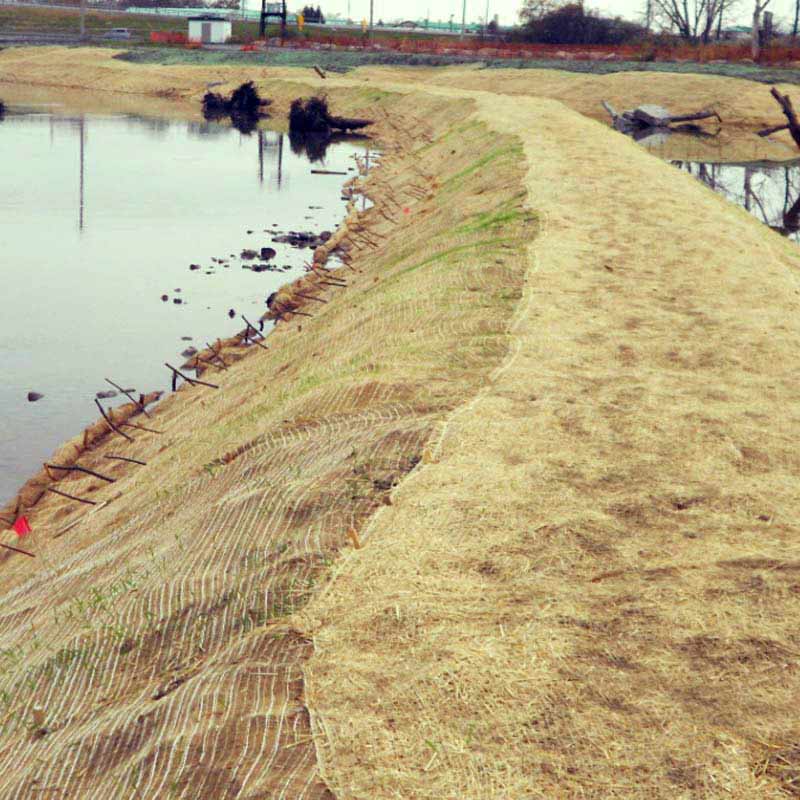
(673, 160, 800, 242)
(0, 105, 362, 504)
(1, 108, 303, 231)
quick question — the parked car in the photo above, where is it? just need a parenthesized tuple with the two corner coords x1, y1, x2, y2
(103, 28, 132, 40)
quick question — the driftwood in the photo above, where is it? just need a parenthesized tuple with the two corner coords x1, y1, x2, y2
(767, 87, 800, 149)
(602, 101, 721, 136)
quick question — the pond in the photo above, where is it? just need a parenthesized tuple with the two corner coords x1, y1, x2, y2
(671, 159, 800, 243)
(0, 97, 369, 506)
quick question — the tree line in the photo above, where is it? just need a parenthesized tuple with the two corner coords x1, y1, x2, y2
(517, 0, 800, 57)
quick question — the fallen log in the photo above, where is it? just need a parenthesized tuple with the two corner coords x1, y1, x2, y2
(768, 87, 800, 149)
(601, 101, 721, 135)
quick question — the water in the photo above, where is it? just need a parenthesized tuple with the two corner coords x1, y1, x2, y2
(673, 160, 800, 242)
(0, 101, 366, 505)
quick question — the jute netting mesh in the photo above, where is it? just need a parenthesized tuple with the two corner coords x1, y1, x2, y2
(0, 82, 533, 798)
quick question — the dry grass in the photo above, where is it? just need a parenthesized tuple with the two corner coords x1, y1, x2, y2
(1, 48, 800, 799)
(0, 49, 532, 798)
(303, 68, 800, 799)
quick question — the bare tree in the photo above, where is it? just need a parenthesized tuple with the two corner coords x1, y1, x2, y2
(519, 0, 562, 23)
(651, 0, 731, 42)
(751, 0, 773, 58)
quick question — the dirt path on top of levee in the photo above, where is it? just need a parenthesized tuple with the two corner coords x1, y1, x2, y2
(298, 80, 800, 798)
(346, 63, 800, 162)
(1, 48, 800, 798)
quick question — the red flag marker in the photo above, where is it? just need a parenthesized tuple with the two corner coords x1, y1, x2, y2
(11, 517, 31, 538)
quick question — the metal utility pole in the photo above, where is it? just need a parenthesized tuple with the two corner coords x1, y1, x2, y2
(80, 0, 86, 40)
(484, 0, 489, 32)
(78, 116, 85, 232)
(369, 0, 374, 35)
(460, 0, 466, 38)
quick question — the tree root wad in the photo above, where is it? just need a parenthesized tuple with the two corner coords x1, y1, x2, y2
(289, 96, 373, 135)
(202, 81, 271, 133)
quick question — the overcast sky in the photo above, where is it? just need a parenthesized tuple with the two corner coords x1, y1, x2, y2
(315, 0, 791, 29)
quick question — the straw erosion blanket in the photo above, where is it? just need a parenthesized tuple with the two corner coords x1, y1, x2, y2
(1, 48, 800, 799)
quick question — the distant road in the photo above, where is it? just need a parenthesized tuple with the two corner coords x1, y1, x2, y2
(0, 1, 477, 35)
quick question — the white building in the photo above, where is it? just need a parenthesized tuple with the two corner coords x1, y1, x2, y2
(187, 15, 232, 44)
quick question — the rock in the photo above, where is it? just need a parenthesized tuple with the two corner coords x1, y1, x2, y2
(181, 336, 193, 341)
(272, 231, 322, 248)
(174, 288, 182, 292)
(319, 231, 332, 242)
(190, 264, 201, 270)
(27, 392, 44, 402)
(228, 308, 236, 318)
(260, 247, 277, 260)
(266, 292, 277, 309)
(630, 104, 671, 127)
(247, 229, 254, 234)
(181, 347, 198, 358)
(96, 390, 117, 399)
(173, 298, 183, 305)
(241, 249, 258, 260)
(161, 295, 169, 302)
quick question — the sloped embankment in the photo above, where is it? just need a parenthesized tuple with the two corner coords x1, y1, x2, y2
(0, 76, 533, 797)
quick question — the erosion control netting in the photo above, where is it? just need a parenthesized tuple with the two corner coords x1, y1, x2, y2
(0, 90, 532, 798)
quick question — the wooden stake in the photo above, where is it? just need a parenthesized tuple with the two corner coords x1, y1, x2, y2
(95, 399, 135, 443)
(165, 363, 219, 390)
(346, 527, 362, 549)
(121, 421, 163, 435)
(47, 487, 97, 506)
(52, 497, 115, 539)
(295, 292, 327, 303)
(242, 315, 267, 339)
(46, 463, 116, 483)
(105, 378, 150, 417)
(105, 454, 147, 466)
(241, 316, 268, 349)
(204, 343, 229, 370)
(0, 542, 35, 558)
(313, 65, 326, 79)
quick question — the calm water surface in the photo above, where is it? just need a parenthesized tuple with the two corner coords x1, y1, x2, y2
(0, 102, 365, 504)
(674, 160, 800, 242)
